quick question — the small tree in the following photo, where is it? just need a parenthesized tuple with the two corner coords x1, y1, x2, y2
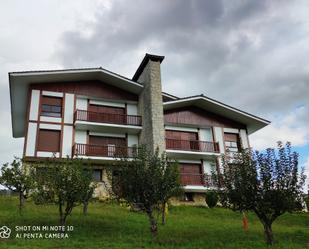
(157, 159, 182, 225)
(0, 158, 34, 213)
(111, 146, 181, 236)
(33, 158, 93, 225)
(218, 142, 306, 245)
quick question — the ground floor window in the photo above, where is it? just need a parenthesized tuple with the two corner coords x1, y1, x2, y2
(182, 193, 194, 202)
(92, 169, 102, 182)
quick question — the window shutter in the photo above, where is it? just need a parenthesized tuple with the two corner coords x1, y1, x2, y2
(37, 129, 61, 152)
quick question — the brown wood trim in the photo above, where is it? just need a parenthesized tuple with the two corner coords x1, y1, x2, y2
(60, 93, 65, 157)
(30, 80, 138, 102)
(71, 94, 77, 158)
(164, 106, 246, 129)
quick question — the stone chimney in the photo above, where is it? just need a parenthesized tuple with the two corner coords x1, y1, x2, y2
(132, 53, 166, 154)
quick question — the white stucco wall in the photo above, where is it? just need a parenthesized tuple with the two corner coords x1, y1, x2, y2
(75, 130, 87, 144)
(213, 127, 224, 154)
(37, 152, 60, 157)
(29, 90, 40, 121)
(89, 99, 125, 108)
(203, 160, 215, 174)
(165, 125, 198, 132)
(198, 128, 212, 142)
(40, 116, 62, 123)
(42, 91, 63, 98)
(127, 134, 138, 147)
(62, 125, 73, 157)
(64, 93, 75, 124)
(76, 98, 88, 111)
(25, 122, 37, 156)
(39, 123, 61, 130)
(127, 104, 138, 115)
(239, 129, 249, 149)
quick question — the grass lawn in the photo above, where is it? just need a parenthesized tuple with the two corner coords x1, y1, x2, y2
(0, 196, 308, 249)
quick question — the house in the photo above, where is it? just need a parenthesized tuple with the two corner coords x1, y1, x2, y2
(9, 53, 270, 204)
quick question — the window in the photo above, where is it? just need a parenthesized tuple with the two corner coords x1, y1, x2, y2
(224, 133, 241, 152)
(41, 96, 62, 117)
(92, 169, 102, 182)
(182, 193, 194, 202)
(37, 129, 61, 152)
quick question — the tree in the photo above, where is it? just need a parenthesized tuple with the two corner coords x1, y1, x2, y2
(218, 142, 306, 245)
(157, 159, 182, 225)
(0, 158, 34, 213)
(33, 158, 93, 226)
(111, 146, 181, 236)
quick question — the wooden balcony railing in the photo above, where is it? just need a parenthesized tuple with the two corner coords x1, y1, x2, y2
(74, 110, 142, 126)
(180, 173, 215, 187)
(166, 138, 220, 153)
(73, 143, 136, 158)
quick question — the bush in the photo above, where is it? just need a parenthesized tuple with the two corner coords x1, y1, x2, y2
(205, 191, 218, 208)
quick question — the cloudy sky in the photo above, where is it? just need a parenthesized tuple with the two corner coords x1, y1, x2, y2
(0, 0, 308, 188)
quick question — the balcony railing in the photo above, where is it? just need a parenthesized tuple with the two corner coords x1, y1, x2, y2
(180, 173, 215, 187)
(74, 110, 142, 126)
(73, 143, 136, 158)
(166, 138, 220, 153)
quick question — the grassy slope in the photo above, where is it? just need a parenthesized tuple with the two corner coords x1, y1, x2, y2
(0, 196, 308, 249)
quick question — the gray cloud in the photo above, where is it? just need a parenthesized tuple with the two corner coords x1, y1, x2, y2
(55, 0, 309, 126)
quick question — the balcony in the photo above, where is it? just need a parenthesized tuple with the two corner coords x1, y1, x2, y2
(73, 143, 136, 159)
(181, 173, 216, 189)
(166, 138, 220, 159)
(74, 110, 142, 134)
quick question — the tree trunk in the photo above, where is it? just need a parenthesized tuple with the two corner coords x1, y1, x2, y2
(18, 191, 25, 214)
(161, 202, 166, 225)
(83, 201, 88, 215)
(146, 208, 158, 237)
(59, 216, 66, 226)
(264, 223, 274, 245)
(59, 202, 66, 226)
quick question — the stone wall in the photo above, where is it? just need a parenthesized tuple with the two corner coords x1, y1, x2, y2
(137, 59, 166, 154)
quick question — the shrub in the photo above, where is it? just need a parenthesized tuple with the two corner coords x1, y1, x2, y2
(205, 191, 218, 208)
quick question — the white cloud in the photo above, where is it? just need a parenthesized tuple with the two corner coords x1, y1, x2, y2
(250, 107, 309, 150)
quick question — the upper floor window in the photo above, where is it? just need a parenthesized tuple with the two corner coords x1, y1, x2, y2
(41, 96, 62, 117)
(224, 133, 241, 152)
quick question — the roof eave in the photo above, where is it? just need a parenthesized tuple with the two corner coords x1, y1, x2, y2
(163, 96, 270, 135)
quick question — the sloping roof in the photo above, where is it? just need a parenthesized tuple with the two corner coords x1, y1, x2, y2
(163, 95, 270, 134)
